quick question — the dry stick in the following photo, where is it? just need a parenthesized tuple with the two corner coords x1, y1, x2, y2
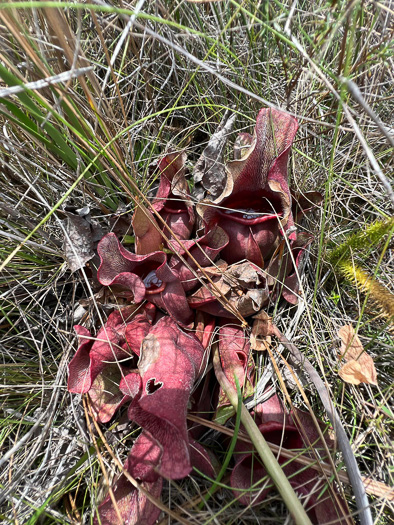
(270, 323, 373, 525)
(212, 344, 313, 525)
(0, 66, 93, 98)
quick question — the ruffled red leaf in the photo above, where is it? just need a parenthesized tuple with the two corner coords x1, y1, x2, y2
(169, 225, 229, 292)
(218, 212, 283, 267)
(95, 477, 162, 525)
(68, 307, 152, 394)
(193, 310, 215, 350)
(97, 233, 193, 325)
(124, 315, 154, 357)
(198, 108, 298, 267)
(128, 317, 205, 479)
(97, 233, 166, 301)
(68, 324, 126, 394)
(68, 325, 93, 394)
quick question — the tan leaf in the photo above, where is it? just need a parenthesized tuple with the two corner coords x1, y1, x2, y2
(337, 325, 377, 385)
(63, 206, 104, 273)
(189, 261, 269, 318)
(193, 110, 236, 201)
(338, 324, 364, 360)
(250, 311, 272, 351)
(338, 360, 376, 385)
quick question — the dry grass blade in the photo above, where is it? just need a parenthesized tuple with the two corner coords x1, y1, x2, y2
(0, 67, 93, 98)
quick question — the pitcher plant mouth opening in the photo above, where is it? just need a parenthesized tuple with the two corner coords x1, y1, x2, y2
(217, 208, 282, 225)
(218, 191, 284, 219)
(162, 197, 190, 214)
(142, 270, 165, 294)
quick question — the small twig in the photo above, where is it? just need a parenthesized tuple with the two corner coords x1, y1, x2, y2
(0, 66, 93, 98)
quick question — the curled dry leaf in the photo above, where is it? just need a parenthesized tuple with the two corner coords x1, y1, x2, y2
(193, 109, 237, 201)
(189, 261, 269, 318)
(63, 206, 104, 273)
(337, 324, 377, 385)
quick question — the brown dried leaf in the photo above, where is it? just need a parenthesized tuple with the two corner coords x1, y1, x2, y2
(338, 360, 376, 385)
(63, 206, 104, 273)
(337, 325, 377, 385)
(250, 311, 272, 351)
(190, 261, 269, 318)
(338, 324, 364, 360)
(193, 110, 236, 201)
